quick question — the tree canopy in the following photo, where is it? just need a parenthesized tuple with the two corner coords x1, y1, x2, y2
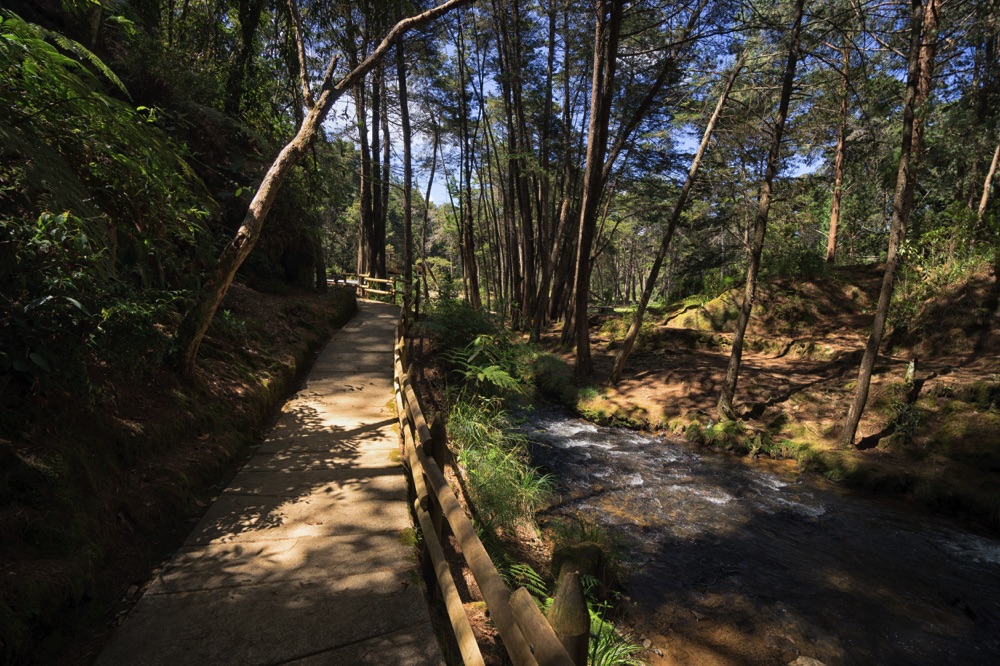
(3, 0, 999, 441)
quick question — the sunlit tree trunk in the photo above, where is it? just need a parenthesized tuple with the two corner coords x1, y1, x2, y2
(533, 0, 577, 337)
(397, 38, 412, 311)
(417, 123, 439, 314)
(977, 141, 1000, 226)
(826, 43, 850, 264)
(571, 0, 623, 376)
(354, 80, 373, 276)
(455, 10, 481, 308)
(378, 70, 390, 278)
(840, 0, 925, 446)
(370, 67, 383, 276)
(717, 0, 805, 420)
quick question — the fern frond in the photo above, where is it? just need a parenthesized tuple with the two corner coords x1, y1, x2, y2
(0, 118, 100, 220)
(509, 563, 550, 600)
(0, 10, 128, 97)
(48, 29, 129, 97)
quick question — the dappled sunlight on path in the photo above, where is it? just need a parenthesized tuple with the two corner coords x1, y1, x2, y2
(96, 302, 442, 666)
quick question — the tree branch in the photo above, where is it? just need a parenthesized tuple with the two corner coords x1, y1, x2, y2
(285, 0, 314, 109)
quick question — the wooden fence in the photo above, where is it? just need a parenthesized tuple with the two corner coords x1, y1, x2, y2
(392, 307, 588, 666)
(328, 274, 401, 303)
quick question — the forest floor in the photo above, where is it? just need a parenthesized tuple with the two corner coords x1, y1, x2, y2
(0, 284, 357, 664)
(548, 262, 1000, 531)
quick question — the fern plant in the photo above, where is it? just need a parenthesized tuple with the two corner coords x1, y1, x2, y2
(1, 11, 215, 391)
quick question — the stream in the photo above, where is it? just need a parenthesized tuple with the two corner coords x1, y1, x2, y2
(524, 407, 1000, 665)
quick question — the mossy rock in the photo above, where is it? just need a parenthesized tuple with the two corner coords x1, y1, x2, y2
(665, 291, 740, 332)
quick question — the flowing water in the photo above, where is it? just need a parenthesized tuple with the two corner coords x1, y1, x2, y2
(524, 407, 1000, 665)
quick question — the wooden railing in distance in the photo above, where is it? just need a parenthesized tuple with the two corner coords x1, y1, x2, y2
(330, 275, 424, 312)
(393, 307, 585, 666)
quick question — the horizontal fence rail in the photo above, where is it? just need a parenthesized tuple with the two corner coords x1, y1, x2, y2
(329, 274, 415, 304)
(392, 307, 583, 666)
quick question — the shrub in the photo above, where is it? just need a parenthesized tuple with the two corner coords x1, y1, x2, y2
(422, 299, 501, 355)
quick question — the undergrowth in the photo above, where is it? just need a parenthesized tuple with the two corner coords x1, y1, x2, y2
(420, 298, 646, 664)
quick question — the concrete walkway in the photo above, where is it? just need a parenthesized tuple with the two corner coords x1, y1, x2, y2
(97, 301, 443, 666)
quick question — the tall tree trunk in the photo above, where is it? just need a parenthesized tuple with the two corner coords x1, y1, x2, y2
(418, 122, 440, 314)
(369, 67, 384, 277)
(174, 0, 473, 377)
(611, 50, 746, 384)
(491, 0, 527, 322)
(397, 38, 413, 310)
(912, 0, 940, 169)
(379, 72, 391, 278)
(224, 0, 265, 116)
(598, 0, 706, 187)
(508, 0, 538, 325)
(547, 6, 579, 328)
(455, 10, 482, 308)
(571, 0, 624, 376)
(355, 80, 373, 276)
(826, 43, 850, 264)
(840, 0, 925, 446)
(717, 0, 805, 420)
(530, 1, 574, 338)
(978, 141, 1000, 227)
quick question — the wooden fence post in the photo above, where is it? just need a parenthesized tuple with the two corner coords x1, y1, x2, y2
(426, 416, 450, 541)
(429, 416, 450, 471)
(547, 570, 589, 666)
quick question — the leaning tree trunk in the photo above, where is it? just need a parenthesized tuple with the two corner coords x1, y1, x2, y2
(978, 141, 1000, 226)
(610, 50, 746, 384)
(840, 0, 925, 446)
(717, 0, 805, 420)
(174, 0, 473, 377)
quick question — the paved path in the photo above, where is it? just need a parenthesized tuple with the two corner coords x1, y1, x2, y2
(97, 301, 443, 666)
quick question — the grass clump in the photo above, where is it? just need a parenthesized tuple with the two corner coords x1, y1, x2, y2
(447, 400, 553, 534)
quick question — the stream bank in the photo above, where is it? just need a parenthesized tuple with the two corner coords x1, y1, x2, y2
(525, 406, 1000, 665)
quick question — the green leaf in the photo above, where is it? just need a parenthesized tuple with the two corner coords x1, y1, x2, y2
(29, 352, 51, 373)
(62, 296, 91, 316)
